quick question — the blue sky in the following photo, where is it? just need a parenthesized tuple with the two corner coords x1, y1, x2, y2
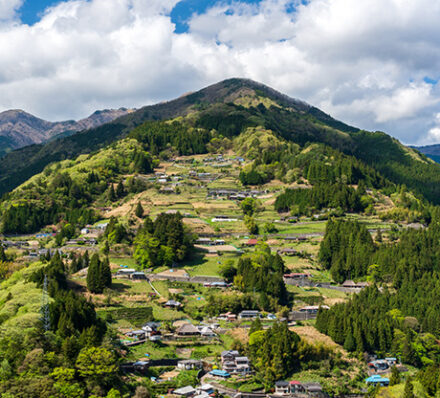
(19, 0, 264, 32)
(19, 0, 61, 25)
(3, 0, 440, 145)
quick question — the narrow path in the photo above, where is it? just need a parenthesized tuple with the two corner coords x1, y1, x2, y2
(148, 279, 162, 297)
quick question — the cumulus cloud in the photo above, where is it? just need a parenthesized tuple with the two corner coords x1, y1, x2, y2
(0, 0, 23, 22)
(1, 0, 440, 144)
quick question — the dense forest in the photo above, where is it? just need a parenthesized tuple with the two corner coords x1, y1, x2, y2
(319, 219, 375, 282)
(234, 245, 289, 309)
(0, 139, 154, 234)
(134, 212, 194, 269)
(0, 253, 124, 397)
(317, 210, 440, 366)
(274, 184, 366, 215)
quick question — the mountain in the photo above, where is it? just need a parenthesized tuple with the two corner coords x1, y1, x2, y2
(1, 78, 440, 204)
(413, 144, 440, 163)
(0, 108, 133, 157)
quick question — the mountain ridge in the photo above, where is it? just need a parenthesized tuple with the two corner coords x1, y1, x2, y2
(0, 107, 134, 157)
(1, 78, 440, 204)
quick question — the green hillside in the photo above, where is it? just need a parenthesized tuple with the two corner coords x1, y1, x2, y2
(2, 78, 440, 205)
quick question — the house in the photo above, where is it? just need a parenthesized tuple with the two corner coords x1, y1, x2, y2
(274, 381, 290, 395)
(199, 326, 216, 337)
(244, 239, 258, 246)
(235, 357, 251, 374)
(209, 369, 230, 378)
(342, 280, 369, 289)
(209, 281, 228, 288)
(196, 238, 212, 245)
(221, 351, 251, 374)
(385, 357, 398, 366)
(302, 382, 324, 395)
(130, 272, 147, 280)
(365, 375, 390, 386)
(142, 322, 160, 336)
(289, 381, 304, 393)
(368, 359, 389, 371)
(238, 310, 260, 319)
(299, 305, 329, 315)
(221, 350, 239, 363)
(218, 312, 237, 322)
(197, 384, 215, 395)
(125, 330, 146, 340)
(133, 361, 149, 372)
(173, 386, 197, 397)
(116, 268, 137, 277)
(284, 272, 312, 280)
(176, 323, 200, 336)
(177, 359, 203, 370)
(277, 248, 298, 256)
(164, 300, 182, 308)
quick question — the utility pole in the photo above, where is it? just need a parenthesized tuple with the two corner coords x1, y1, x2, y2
(41, 275, 50, 332)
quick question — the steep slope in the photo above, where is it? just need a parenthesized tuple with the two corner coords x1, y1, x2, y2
(1, 78, 440, 204)
(0, 108, 132, 157)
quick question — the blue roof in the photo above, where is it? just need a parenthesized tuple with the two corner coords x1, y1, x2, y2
(210, 370, 230, 377)
(365, 375, 390, 383)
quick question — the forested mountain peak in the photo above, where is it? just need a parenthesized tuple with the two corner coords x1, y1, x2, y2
(1, 78, 440, 204)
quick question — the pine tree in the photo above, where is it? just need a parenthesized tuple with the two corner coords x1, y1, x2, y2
(250, 317, 262, 335)
(403, 377, 415, 398)
(389, 365, 400, 386)
(87, 254, 100, 293)
(108, 184, 116, 202)
(0, 246, 5, 262)
(135, 202, 144, 218)
(102, 240, 110, 255)
(116, 181, 125, 198)
(343, 328, 356, 352)
(83, 250, 90, 268)
(100, 257, 112, 290)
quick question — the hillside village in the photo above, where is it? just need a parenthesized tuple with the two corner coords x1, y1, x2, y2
(0, 146, 419, 397)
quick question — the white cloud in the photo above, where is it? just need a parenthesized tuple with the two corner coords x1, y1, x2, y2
(0, 0, 23, 22)
(1, 0, 440, 144)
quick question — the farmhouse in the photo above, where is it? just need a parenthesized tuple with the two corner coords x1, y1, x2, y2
(342, 280, 369, 289)
(277, 248, 298, 256)
(164, 300, 182, 308)
(365, 375, 390, 386)
(130, 271, 147, 280)
(177, 359, 203, 370)
(238, 310, 260, 319)
(217, 312, 237, 321)
(244, 239, 258, 246)
(173, 386, 197, 397)
(284, 272, 312, 280)
(221, 351, 251, 374)
(115, 268, 136, 278)
(176, 323, 200, 336)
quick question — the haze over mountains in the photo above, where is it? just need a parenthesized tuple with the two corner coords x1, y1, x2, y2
(0, 108, 133, 157)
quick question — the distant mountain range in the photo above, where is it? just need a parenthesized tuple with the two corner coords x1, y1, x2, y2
(0, 108, 134, 157)
(412, 144, 440, 163)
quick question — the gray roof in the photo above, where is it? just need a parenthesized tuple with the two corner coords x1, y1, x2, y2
(174, 386, 196, 395)
(177, 323, 200, 334)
